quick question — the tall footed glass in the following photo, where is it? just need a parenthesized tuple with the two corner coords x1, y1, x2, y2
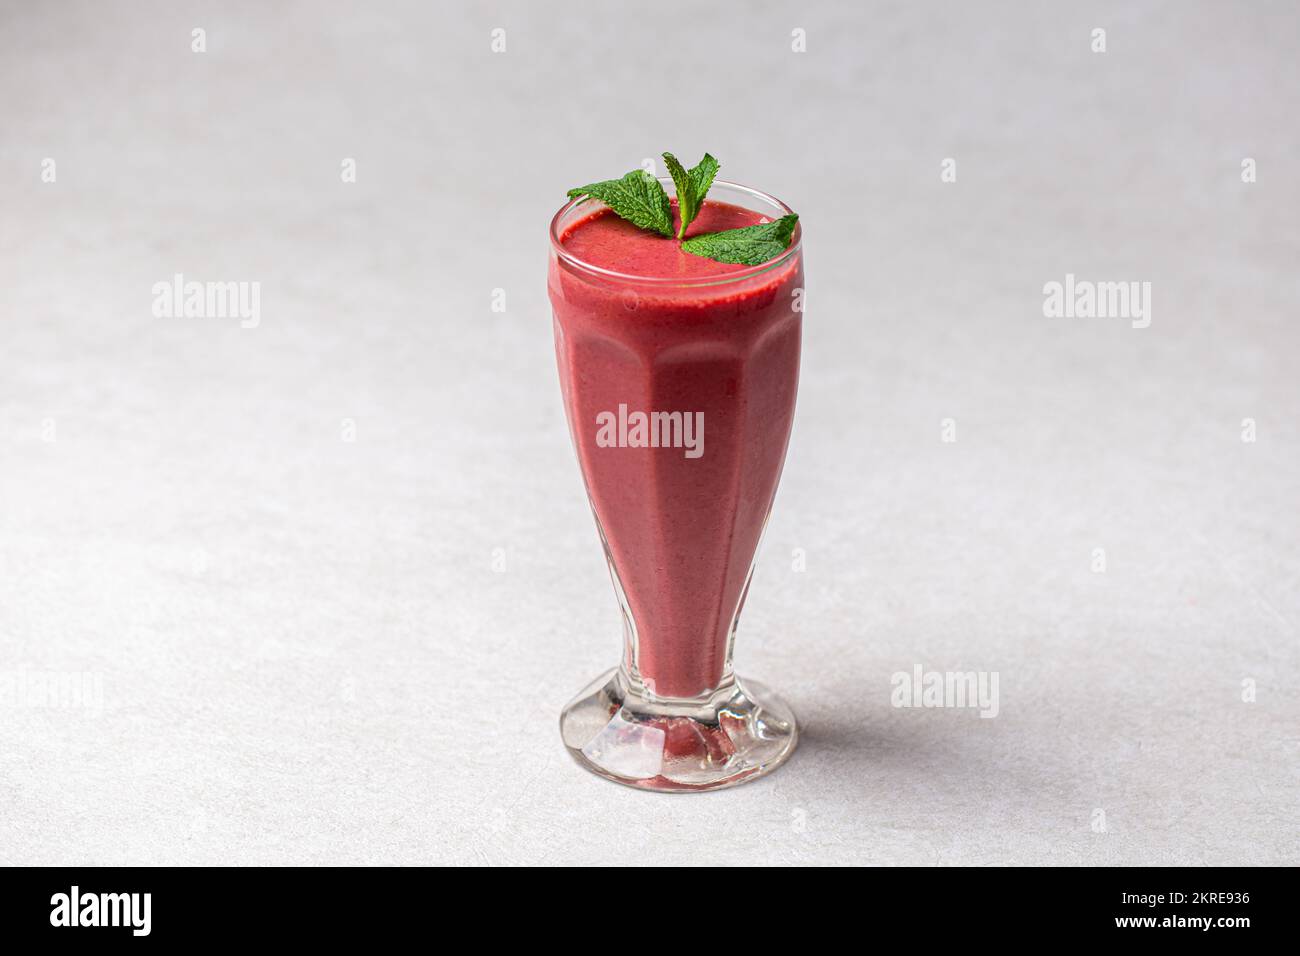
(548, 181, 803, 792)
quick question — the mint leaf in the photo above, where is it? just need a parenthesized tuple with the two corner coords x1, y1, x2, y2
(567, 170, 673, 237)
(681, 214, 799, 266)
(663, 152, 720, 239)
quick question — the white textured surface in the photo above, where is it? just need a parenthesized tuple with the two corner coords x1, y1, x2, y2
(1, 1, 1297, 865)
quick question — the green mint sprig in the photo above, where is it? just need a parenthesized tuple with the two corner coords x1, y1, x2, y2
(566, 170, 673, 238)
(681, 214, 799, 266)
(565, 152, 798, 266)
(662, 151, 719, 239)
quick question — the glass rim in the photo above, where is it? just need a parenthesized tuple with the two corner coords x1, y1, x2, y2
(548, 178, 802, 288)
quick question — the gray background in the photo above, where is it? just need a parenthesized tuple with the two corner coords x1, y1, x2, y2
(2, 0, 1297, 865)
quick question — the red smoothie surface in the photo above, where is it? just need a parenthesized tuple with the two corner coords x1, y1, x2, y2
(559, 201, 774, 279)
(549, 198, 803, 699)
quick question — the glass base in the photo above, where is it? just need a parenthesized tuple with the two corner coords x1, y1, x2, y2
(559, 668, 798, 793)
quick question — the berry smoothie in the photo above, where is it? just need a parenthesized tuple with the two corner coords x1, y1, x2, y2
(549, 197, 803, 700)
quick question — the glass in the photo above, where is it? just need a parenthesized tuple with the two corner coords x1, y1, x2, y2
(547, 180, 803, 791)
